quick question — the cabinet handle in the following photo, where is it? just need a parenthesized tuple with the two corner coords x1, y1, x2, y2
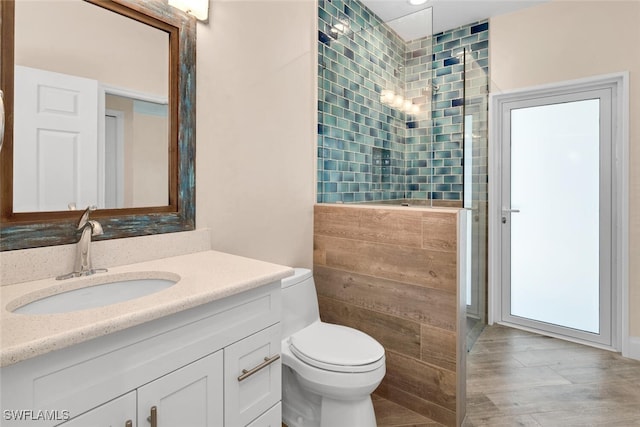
(125, 421, 133, 427)
(146, 406, 157, 427)
(237, 354, 280, 382)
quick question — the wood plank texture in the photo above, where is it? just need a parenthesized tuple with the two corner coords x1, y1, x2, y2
(421, 324, 457, 372)
(371, 326, 640, 426)
(315, 266, 457, 331)
(422, 212, 457, 253)
(372, 395, 443, 427)
(315, 204, 424, 248)
(313, 204, 463, 427)
(319, 296, 422, 360)
(314, 234, 457, 293)
(377, 381, 456, 427)
(385, 350, 457, 411)
(464, 325, 640, 426)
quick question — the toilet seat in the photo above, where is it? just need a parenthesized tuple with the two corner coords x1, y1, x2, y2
(289, 322, 385, 373)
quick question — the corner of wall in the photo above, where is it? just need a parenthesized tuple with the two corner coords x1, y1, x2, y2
(626, 336, 640, 361)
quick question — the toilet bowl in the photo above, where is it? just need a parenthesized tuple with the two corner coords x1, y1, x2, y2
(281, 268, 386, 427)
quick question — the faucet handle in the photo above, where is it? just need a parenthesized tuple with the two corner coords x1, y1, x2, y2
(68, 203, 77, 210)
(88, 220, 104, 236)
(77, 205, 98, 229)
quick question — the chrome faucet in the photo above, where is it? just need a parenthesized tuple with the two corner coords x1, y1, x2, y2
(56, 206, 108, 280)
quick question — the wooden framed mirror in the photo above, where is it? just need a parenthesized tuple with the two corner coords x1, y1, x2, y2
(0, 0, 196, 251)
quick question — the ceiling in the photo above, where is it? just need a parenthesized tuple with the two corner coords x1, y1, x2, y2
(360, 0, 549, 41)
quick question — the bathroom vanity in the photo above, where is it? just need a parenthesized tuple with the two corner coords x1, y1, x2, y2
(0, 250, 292, 427)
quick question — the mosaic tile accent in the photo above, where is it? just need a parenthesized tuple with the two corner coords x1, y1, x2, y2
(317, 0, 489, 203)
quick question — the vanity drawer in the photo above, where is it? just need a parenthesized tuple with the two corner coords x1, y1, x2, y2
(246, 402, 282, 427)
(56, 391, 135, 427)
(224, 324, 281, 427)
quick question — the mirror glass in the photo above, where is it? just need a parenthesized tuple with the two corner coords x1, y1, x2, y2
(1, 0, 196, 252)
(13, 0, 169, 212)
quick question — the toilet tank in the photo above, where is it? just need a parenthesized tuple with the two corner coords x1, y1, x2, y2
(281, 268, 320, 339)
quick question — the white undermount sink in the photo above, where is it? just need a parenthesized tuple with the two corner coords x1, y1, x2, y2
(12, 275, 179, 315)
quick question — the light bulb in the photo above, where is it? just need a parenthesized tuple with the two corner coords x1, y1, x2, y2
(381, 90, 395, 104)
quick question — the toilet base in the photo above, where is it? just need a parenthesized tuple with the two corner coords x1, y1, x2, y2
(282, 366, 378, 427)
(320, 396, 377, 427)
(283, 395, 376, 427)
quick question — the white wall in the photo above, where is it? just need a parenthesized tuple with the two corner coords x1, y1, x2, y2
(15, 0, 168, 97)
(490, 1, 640, 340)
(195, 0, 317, 268)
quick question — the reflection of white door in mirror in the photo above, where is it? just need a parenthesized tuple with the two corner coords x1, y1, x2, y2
(14, 65, 99, 212)
(105, 110, 125, 209)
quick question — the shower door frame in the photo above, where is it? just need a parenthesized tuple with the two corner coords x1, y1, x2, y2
(487, 72, 629, 353)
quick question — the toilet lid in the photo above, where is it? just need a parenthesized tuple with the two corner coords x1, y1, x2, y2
(289, 322, 385, 373)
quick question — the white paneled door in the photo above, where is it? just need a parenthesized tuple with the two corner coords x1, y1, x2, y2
(14, 65, 99, 212)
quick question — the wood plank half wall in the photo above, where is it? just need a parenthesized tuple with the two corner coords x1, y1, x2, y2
(313, 204, 467, 427)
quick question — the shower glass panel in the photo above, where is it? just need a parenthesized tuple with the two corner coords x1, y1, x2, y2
(463, 46, 489, 346)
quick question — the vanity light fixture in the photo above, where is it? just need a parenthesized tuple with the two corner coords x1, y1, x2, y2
(408, 0, 428, 5)
(168, 0, 209, 21)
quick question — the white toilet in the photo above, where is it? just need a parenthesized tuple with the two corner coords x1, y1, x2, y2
(281, 268, 386, 427)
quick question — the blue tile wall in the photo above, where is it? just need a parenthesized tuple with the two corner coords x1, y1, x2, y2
(317, 0, 489, 204)
(425, 20, 489, 202)
(318, 0, 406, 203)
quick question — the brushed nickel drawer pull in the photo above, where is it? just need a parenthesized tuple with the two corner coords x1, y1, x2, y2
(147, 406, 157, 427)
(237, 354, 280, 382)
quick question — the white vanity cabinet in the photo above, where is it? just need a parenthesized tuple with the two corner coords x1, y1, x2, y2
(136, 350, 225, 427)
(57, 351, 224, 427)
(224, 324, 281, 427)
(1, 281, 282, 427)
(56, 391, 136, 427)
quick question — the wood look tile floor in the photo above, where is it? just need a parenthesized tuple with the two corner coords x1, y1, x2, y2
(373, 324, 640, 427)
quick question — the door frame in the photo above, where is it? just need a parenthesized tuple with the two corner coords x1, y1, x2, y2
(488, 72, 629, 353)
(104, 109, 125, 208)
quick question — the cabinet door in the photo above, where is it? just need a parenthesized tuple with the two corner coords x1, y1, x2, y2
(225, 324, 281, 427)
(57, 391, 136, 427)
(137, 350, 223, 427)
(245, 403, 281, 427)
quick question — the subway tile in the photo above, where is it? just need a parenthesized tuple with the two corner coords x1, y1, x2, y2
(318, 1, 488, 203)
(470, 21, 489, 34)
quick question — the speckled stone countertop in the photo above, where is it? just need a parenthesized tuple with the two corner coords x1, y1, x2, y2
(0, 250, 293, 367)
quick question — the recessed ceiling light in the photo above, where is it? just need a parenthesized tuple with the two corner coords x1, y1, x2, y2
(408, 0, 428, 5)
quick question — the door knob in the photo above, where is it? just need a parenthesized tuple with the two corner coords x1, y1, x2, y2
(501, 208, 520, 213)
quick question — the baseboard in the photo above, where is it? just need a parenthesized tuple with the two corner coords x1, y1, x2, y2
(625, 336, 640, 361)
